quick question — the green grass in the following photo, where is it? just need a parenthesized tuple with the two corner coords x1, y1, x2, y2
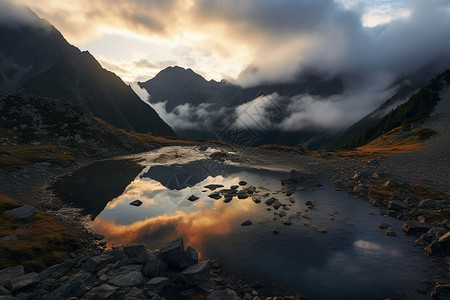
(0, 195, 80, 272)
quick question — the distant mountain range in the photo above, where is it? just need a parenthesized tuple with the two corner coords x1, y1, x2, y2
(0, 3, 175, 137)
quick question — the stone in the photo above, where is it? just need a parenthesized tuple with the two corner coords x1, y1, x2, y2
(223, 196, 233, 203)
(84, 284, 117, 300)
(230, 185, 239, 190)
(127, 287, 144, 299)
(123, 244, 147, 258)
(84, 255, 115, 273)
(9, 272, 38, 292)
(241, 220, 252, 226)
(48, 279, 87, 299)
(208, 288, 240, 300)
(265, 198, 276, 206)
(385, 228, 397, 236)
(387, 201, 408, 211)
(160, 236, 184, 268)
(146, 277, 171, 292)
(130, 200, 143, 206)
(39, 259, 74, 280)
(282, 219, 292, 225)
(4, 206, 36, 222)
(305, 201, 314, 208)
(208, 193, 222, 200)
(252, 197, 261, 204)
(272, 227, 280, 235)
(418, 199, 437, 210)
(239, 181, 247, 186)
(247, 186, 256, 194)
(210, 260, 222, 269)
(425, 241, 443, 254)
(143, 256, 167, 278)
(0, 235, 17, 241)
(279, 211, 286, 218)
(181, 261, 211, 285)
(238, 194, 249, 199)
(188, 195, 199, 202)
(109, 271, 143, 287)
(179, 246, 199, 269)
(379, 223, 392, 229)
(273, 200, 282, 210)
(289, 198, 296, 204)
(311, 225, 327, 233)
(204, 184, 225, 191)
(112, 247, 128, 261)
(402, 221, 432, 234)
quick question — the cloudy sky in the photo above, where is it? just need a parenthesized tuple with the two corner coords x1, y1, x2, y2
(7, 0, 450, 85)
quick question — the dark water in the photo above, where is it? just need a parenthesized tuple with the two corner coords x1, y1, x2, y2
(55, 158, 434, 300)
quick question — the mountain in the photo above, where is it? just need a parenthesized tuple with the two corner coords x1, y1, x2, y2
(138, 66, 343, 111)
(0, 2, 175, 136)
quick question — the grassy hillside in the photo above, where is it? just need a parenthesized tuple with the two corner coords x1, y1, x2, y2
(340, 69, 450, 149)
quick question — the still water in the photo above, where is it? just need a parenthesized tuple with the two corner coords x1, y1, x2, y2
(56, 157, 434, 300)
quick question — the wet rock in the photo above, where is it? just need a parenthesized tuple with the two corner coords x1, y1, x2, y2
(146, 277, 171, 293)
(247, 186, 256, 194)
(305, 201, 314, 208)
(289, 198, 296, 204)
(279, 211, 286, 218)
(241, 220, 252, 226)
(181, 261, 211, 286)
(223, 196, 233, 203)
(160, 236, 184, 268)
(208, 288, 240, 300)
(204, 184, 225, 191)
(385, 228, 397, 236)
(208, 193, 222, 200)
(379, 223, 392, 229)
(282, 219, 292, 225)
(210, 260, 222, 269)
(188, 195, 199, 202)
(252, 196, 261, 204)
(179, 246, 199, 269)
(239, 181, 247, 186)
(129, 200, 143, 206)
(265, 198, 276, 206)
(238, 194, 249, 199)
(272, 200, 282, 210)
(4, 206, 36, 222)
(84, 255, 115, 273)
(418, 199, 437, 210)
(402, 221, 432, 234)
(311, 225, 327, 233)
(230, 185, 239, 190)
(109, 270, 143, 287)
(425, 241, 443, 254)
(272, 227, 280, 235)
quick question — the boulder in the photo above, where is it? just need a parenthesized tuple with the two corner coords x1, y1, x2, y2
(83, 284, 117, 300)
(9, 272, 39, 292)
(273, 200, 282, 210)
(208, 288, 240, 300)
(402, 221, 432, 234)
(123, 244, 147, 258)
(48, 279, 87, 299)
(0, 265, 24, 286)
(39, 259, 74, 280)
(109, 271, 143, 287)
(188, 195, 199, 202)
(239, 181, 247, 186)
(179, 246, 199, 269)
(181, 261, 211, 286)
(265, 198, 276, 206)
(143, 256, 167, 278)
(4, 206, 36, 222)
(146, 277, 171, 293)
(160, 236, 185, 268)
(208, 193, 222, 200)
(84, 255, 115, 273)
(129, 200, 143, 206)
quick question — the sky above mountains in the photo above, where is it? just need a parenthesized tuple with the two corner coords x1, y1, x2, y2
(5, 0, 450, 86)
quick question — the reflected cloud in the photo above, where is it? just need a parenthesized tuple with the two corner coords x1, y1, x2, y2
(354, 240, 400, 256)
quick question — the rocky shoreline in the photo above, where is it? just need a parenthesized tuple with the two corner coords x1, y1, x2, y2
(0, 236, 305, 300)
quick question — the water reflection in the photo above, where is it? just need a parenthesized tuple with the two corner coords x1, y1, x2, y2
(354, 240, 401, 256)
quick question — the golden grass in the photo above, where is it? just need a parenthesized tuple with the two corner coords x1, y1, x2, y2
(0, 195, 80, 272)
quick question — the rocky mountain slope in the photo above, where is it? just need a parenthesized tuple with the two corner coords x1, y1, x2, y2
(0, 2, 175, 136)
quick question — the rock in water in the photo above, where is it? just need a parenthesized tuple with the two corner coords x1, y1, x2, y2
(239, 181, 247, 186)
(188, 195, 199, 202)
(272, 227, 280, 234)
(204, 184, 224, 191)
(4, 206, 36, 222)
(129, 200, 143, 206)
(160, 236, 185, 268)
(241, 220, 252, 226)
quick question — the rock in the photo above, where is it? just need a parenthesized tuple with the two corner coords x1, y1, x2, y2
(123, 244, 147, 258)
(143, 256, 168, 278)
(0, 235, 17, 241)
(289, 198, 296, 204)
(239, 181, 247, 186)
(273, 200, 282, 210)
(179, 246, 199, 269)
(387, 201, 408, 211)
(385, 228, 397, 236)
(9, 272, 38, 292)
(252, 197, 261, 204)
(208, 193, 222, 200)
(431, 283, 450, 300)
(188, 195, 199, 202)
(181, 261, 211, 286)
(129, 200, 143, 206)
(39, 259, 74, 280)
(379, 223, 392, 229)
(402, 221, 432, 234)
(204, 184, 225, 191)
(210, 260, 222, 269)
(425, 241, 443, 254)
(230, 185, 239, 190)
(208, 288, 240, 300)
(305, 201, 314, 208)
(223, 196, 233, 203)
(109, 270, 143, 287)
(279, 211, 286, 218)
(112, 247, 128, 261)
(418, 199, 437, 210)
(84, 255, 115, 273)
(146, 277, 171, 293)
(48, 279, 86, 299)
(311, 225, 327, 233)
(160, 236, 184, 268)
(241, 220, 252, 226)
(84, 284, 117, 300)
(199, 145, 208, 151)
(282, 219, 292, 225)
(180, 289, 197, 298)
(4, 206, 36, 222)
(247, 186, 256, 194)
(265, 198, 276, 206)
(238, 194, 249, 199)
(272, 227, 280, 235)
